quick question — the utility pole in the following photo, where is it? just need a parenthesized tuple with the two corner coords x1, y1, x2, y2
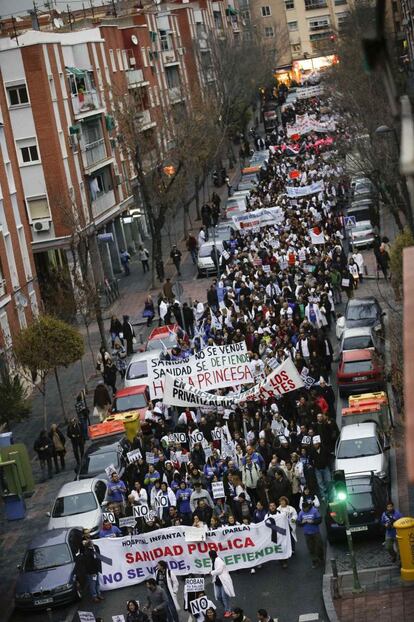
(111, 0, 117, 17)
(67, 5, 73, 31)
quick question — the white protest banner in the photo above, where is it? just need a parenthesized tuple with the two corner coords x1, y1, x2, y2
(119, 517, 137, 529)
(127, 449, 142, 464)
(185, 526, 207, 542)
(99, 518, 291, 591)
(295, 84, 324, 99)
(148, 342, 254, 400)
(79, 613, 96, 622)
(309, 228, 325, 245)
(105, 464, 117, 478)
(241, 358, 305, 401)
(154, 495, 168, 508)
(285, 181, 324, 198)
(103, 511, 116, 524)
(133, 504, 150, 518)
(211, 481, 225, 499)
(232, 207, 284, 231)
(185, 577, 205, 592)
(190, 596, 210, 616)
(163, 374, 239, 408)
(112, 616, 126, 622)
(169, 432, 187, 444)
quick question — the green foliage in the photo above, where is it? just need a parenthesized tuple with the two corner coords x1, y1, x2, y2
(13, 314, 84, 379)
(390, 227, 414, 285)
(0, 367, 31, 429)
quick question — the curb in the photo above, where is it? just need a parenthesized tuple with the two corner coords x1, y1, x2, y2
(322, 572, 340, 622)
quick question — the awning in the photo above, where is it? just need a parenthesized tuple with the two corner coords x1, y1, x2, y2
(66, 66, 85, 77)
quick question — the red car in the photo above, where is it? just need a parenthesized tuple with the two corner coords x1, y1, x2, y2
(337, 349, 385, 397)
(145, 324, 189, 352)
(111, 385, 149, 424)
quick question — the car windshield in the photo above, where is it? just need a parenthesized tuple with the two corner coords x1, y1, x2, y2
(81, 450, 118, 475)
(353, 223, 372, 232)
(126, 360, 148, 380)
(349, 209, 371, 222)
(343, 360, 373, 373)
(52, 492, 97, 517)
(347, 492, 373, 511)
(337, 436, 380, 458)
(347, 303, 378, 322)
(24, 544, 72, 571)
(114, 393, 147, 411)
(343, 336, 374, 350)
(147, 334, 177, 351)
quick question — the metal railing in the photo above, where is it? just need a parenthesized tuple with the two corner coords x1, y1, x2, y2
(84, 138, 107, 167)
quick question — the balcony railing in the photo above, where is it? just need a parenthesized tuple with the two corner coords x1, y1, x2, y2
(163, 50, 177, 64)
(83, 138, 107, 168)
(72, 90, 103, 117)
(137, 109, 156, 131)
(305, 1, 328, 10)
(126, 68, 145, 87)
(91, 189, 116, 218)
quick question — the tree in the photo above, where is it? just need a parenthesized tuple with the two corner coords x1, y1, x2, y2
(325, 1, 413, 233)
(0, 366, 31, 430)
(13, 315, 84, 427)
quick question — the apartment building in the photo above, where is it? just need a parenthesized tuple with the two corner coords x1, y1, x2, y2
(0, 77, 40, 360)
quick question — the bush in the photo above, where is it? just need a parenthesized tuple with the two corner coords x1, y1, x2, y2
(0, 367, 31, 429)
(389, 227, 414, 285)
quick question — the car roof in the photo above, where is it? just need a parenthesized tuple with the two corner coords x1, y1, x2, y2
(340, 422, 377, 439)
(342, 348, 373, 361)
(85, 440, 120, 455)
(352, 220, 373, 227)
(128, 349, 162, 364)
(348, 297, 378, 306)
(56, 478, 101, 496)
(342, 327, 373, 338)
(27, 528, 74, 549)
(148, 325, 178, 340)
(116, 385, 147, 397)
(200, 240, 224, 249)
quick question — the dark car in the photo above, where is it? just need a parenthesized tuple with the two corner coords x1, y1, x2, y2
(76, 435, 124, 480)
(336, 297, 384, 338)
(15, 528, 83, 610)
(325, 475, 388, 543)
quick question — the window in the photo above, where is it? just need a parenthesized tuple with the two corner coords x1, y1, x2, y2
(261, 6, 271, 16)
(26, 196, 50, 221)
(309, 31, 331, 41)
(285, 0, 294, 8)
(305, 0, 328, 9)
(264, 26, 275, 37)
(165, 66, 180, 89)
(336, 12, 350, 28)
(288, 21, 298, 30)
(292, 43, 301, 52)
(308, 16, 330, 31)
(23, 544, 72, 571)
(51, 492, 97, 518)
(7, 84, 29, 107)
(116, 49, 123, 71)
(122, 50, 129, 71)
(19, 142, 39, 164)
(159, 30, 171, 51)
(109, 49, 117, 72)
(335, 0, 347, 4)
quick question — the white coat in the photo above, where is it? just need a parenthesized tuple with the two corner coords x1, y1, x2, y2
(211, 556, 235, 598)
(277, 504, 298, 541)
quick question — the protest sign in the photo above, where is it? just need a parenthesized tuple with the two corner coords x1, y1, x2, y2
(145, 452, 156, 464)
(105, 464, 117, 478)
(163, 375, 239, 408)
(211, 481, 225, 499)
(178, 453, 190, 464)
(79, 613, 95, 622)
(133, 504, 150, 518)
(190, 596, 210, 616)
(185, 577, 205, 592)
(148, 342, 254, 400)
(99, 518, 291, 591)
(103, 511, 115, 524)
(232, 207, 284, 231)
(285, 181, 324, 198)
(127, 449, 142, 463)
(169, 432, 187, 444)
(263, 264, 271, 274)
(154, 495, 168, 508)
(241, 358, 305, 401)
(191, 430, 205, 444)
(112, 616, 126, 622)
(119, 517, 137, 529)
(211, 428, 223, 441)
(185, 526, 207, 542)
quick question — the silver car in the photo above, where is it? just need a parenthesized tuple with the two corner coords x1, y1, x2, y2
(124, 349, 162, 388)
(47, 478, 107, 538)
(350, 220, 375, 248)
(339, 326, 383, 355)
(197, 240, 224, 277)
(334, 422, 390, 479)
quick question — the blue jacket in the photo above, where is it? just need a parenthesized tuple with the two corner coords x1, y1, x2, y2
(99, 525, 121, 538)
(176, 487, 192, 514)
(297, 506, 322, 535)
(381, 509, 403, 538)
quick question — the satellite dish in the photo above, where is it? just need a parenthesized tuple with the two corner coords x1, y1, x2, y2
(53, 17, 63, 29)
(131, 34, 138, 45)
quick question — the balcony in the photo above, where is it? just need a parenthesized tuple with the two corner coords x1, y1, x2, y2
(72, 90, 103, 118)
(91, 189, 116, 219)
(305, 1, 328, 10)
(163, 50, 178, 66)
(126, 69, 148, 88)
(137, 109, 156, 132)
(198, 38, 210, 51)
(82, 138, 109, 170)
(169, 86, 184, 103)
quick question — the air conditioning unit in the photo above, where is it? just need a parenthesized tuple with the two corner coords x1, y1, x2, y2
(178, 47, 185, 55)
(33, 219, 51, 232)
(130, 57, 136, 65)
(115, 174, 123, 185)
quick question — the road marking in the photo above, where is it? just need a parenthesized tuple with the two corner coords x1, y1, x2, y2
(298, 615, 319, 622)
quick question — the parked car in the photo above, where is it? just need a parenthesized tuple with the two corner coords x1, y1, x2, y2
(124, 349, 162, 388)
(336, 296, 384, 339)
(337, 348, 385, 396)
(348, 200, 378, 227)
(145, 324, 189, 352)
(339, 326, 383, 355)
(76, 437, 124, 481)
(208, 223, 234, 243)
(237, 174, 258, 192)
(350, 220, 375, 248)
(224, 196, 248, 219)
(47, 478, 107, 538)
(325, 474, 388, 542)
(249, 150, 269, 166)
(197, 240, 225, 277)
(352, 177, 376, 201)
(15, 528, 83, 610)
(334, 422, 390, 479)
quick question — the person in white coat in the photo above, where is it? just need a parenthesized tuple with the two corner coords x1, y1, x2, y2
(155, 561, 180, 622)
(277, 496, 298, 552)
(208, 550, 235, 617)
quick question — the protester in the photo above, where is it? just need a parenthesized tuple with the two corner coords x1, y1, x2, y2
(122, 314, 135, 356)
(155, 560, 180, 622)
(170, 245, 182, 276)
(297, 500, 324, 568)
(209, 550, 235, 617)
(33, 429, 54, 481)
(75, 538, 104, 603)
(381, 501, 403, 563)
(93, 383, 112, 421)
(139, 245, 150, 273)
(126, 600, 149, 622)
(146, 578, 169, 622)
(67, 417, 85, 465)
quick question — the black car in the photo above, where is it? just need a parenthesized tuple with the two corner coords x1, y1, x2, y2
(342, 297, 384, 332)
(76, 435, 125, 480)
(325, 474, 388, 543)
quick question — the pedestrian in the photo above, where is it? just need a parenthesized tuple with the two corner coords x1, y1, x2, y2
(163, 278, 175, 301)
(67, 417, 85, 465)
(96, 345, 111, 379)
(98, 517, 122, 538)
(310, 435, 331, 501)
(155, 560, 180, 622)
(201, 203, 212, 229)
(114, 341, 127, 379)
(110, 314, 123, 348)
(103, 357, 117, 395)
(49, 423, 66, 473)
(231, 608, 251, 622)
(75, 388, 90, 440)
(182, 302, 195, 338)
(93, 383, 112, 421)
(107, 471, 127, 512)
(381, 501, 403, 563)
(297, 500, 324, 568)
(122, 314, 135, 355)
(257, 610, 275, 622)
(352, 250, 365, 282)
(277, 496, 298, 552)
(74, 537, 104, 603)
(143, 295, 155, 327)
(139, 245, 150, 273)
(187, 234, 198, 264)
(33, 429, 53, 481)
(126, 600, 149, 622)
(120, 248, 131, 276)
(146, 578, 169, 622)
(208, 550, 235, 617)
(170, 245, 182, 276)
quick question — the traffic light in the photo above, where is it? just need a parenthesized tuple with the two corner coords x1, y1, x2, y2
(329, 470, 348, 525)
